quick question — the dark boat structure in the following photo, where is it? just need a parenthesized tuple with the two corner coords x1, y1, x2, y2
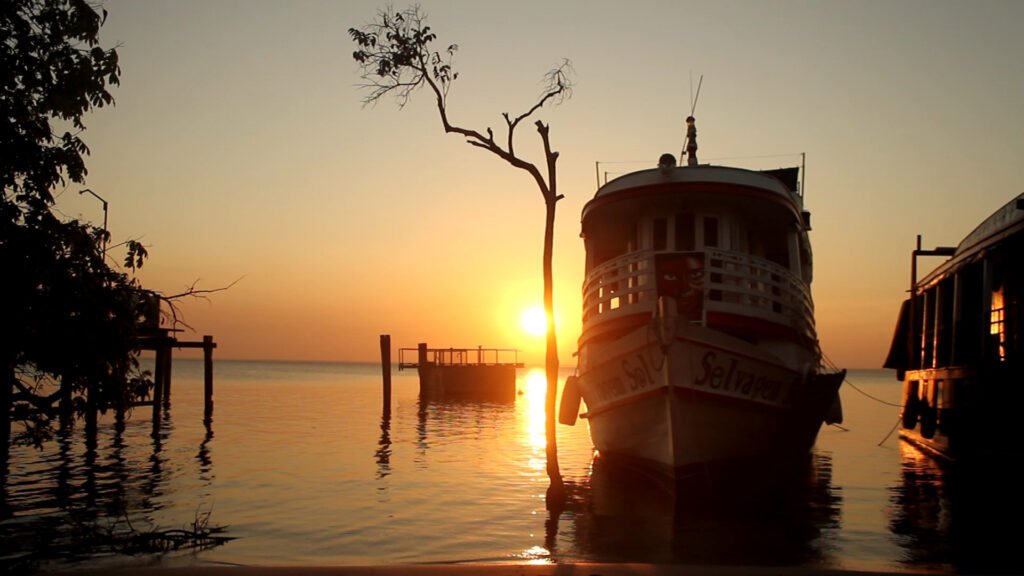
(399, 344, 522, 403)
(885, 193, 1024, 462)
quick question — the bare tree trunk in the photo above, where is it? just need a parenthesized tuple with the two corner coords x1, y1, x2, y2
(543, 197, 565, 509)
(349, 4, 573, 510)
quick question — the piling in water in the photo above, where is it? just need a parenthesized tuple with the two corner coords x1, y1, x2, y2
(380, 334, 392, 418)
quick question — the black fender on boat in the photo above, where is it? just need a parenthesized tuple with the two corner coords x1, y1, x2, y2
(901, 380, 920, 429)
(919, 393, 938, 439)
(558, 375, 582, 426)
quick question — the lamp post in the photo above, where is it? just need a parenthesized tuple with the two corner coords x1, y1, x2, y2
(79, 188, 108, 259)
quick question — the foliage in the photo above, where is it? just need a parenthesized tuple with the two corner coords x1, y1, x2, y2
(2, 503, 233, 572)
(1, 0, 120, 209)
(350, 4, 573, 506)
(1, 0, 154, 449)
(349, 5, 572, 187)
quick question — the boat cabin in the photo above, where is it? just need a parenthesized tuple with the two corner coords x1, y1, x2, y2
(578, 158, 817, 352)
(885, 194, 1023, 461)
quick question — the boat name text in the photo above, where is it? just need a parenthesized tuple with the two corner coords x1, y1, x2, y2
(693, 351, 790, 404)
(592, 354, 656, 403)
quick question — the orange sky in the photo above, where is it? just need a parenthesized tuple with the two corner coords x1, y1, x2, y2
(56, 0, 1024, 368)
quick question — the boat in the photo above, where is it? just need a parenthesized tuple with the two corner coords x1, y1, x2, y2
(884, 193, 1023, 463)
(559, 139, 845, 475)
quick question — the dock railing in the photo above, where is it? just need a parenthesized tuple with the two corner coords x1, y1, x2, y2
(398, 345, 523, 370)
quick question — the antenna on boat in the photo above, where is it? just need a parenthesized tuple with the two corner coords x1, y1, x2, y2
(689, 72, 703, 116)
(801, 152, 806, 197)
(680, 74, 703, 164)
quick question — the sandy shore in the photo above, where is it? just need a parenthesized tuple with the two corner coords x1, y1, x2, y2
(61, 563, 944, 576)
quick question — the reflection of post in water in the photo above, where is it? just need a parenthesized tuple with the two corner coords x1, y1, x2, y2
(888, 443, 1014, 573)
(106, 425, 129, 507)
(375, 414, 392, 480)
(143, 414, 170, 504)
(55, 430, 75, 512)
(83, 429, 99, 509)
(543, 471, 588, 560)
(416, 397, 428, 456)
(197, 426, 214, 481)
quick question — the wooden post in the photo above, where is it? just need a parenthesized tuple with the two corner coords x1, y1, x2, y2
(203, 336, 214, 423)
(58, 383, 72, 431)
(152, 346, 165, 432)
(380, 334, 392, 418)
(162, 343, 173, 409)
(115, 392, 126, 433)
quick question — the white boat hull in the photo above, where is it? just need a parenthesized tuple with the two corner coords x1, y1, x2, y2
(577, 319, 842, 471)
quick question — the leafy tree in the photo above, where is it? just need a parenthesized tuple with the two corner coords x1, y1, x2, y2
(350, 5, 572, 506)
(1, 0, 154, 470)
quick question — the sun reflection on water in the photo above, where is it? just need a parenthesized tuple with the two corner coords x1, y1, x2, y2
(521, 368, 549, 454)
(516, 544, 553, 564)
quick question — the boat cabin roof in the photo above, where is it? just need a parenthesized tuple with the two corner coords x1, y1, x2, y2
(583, 163, 804, 229)
(592, 164, 800, 201)
(918, 192, 1024, 287)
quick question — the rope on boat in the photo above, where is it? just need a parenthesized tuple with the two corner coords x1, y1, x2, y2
(823, 352, 902, 408)
(877, 415, 903, 447)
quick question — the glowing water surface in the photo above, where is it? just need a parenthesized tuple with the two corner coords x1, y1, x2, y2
(1, 362, 1003, 573)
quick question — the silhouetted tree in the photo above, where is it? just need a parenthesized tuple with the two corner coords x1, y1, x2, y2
(350, 5, 571, 507)
(1, 0, 154, 470)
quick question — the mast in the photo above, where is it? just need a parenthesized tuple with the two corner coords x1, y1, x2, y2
(679, 74, 703, 163)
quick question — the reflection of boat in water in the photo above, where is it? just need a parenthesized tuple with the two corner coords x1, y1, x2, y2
(884, 193, 1023, 463)
(562, 451, 841, 565)
(559, 142, 845, 474)
(888, 442, 1016, 573)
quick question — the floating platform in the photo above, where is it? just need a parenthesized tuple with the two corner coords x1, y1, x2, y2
(399, 343, 523, 402)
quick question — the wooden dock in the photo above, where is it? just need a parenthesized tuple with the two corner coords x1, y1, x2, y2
(135, 328, 216, 430)
(399, 343, 523, 402)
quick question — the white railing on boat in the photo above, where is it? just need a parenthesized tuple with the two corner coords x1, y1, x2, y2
(582, 249, 815, 337)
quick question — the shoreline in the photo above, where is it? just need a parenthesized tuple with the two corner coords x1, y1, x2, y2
(62, 563, 945, 576)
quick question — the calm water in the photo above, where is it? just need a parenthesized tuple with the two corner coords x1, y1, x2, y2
(0, 361, 1008, 573)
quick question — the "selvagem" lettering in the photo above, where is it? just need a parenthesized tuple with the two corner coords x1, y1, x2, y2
(693, 351, 785, 402)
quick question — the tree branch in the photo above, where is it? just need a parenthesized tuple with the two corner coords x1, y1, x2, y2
(157, 277, 243, 332)
(350, 5, 572, 201)
(349, 3, 573, 508)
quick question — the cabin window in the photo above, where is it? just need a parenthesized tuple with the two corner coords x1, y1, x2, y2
(910, 293, 925, 369)
(954, 262, 984, 365)
(770, 236, 791, 269)
(653, 218, 667, 251)
(588, 222, 635, 271)
(991, 284, 1006, 362)
(799, 242, 811, 283)
(935, 277, 955, 367)
(675, 212, 695, 250)
(749, 228, 790, 269)
(703, 217, 719, 248)
(922, 289, 936, 368)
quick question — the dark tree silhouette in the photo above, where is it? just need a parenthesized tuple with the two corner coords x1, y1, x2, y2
(350, 4, 571, 507)
(1, 0, 174, 472)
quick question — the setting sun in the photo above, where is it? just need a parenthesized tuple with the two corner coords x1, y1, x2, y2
(521, 306, 548, 337)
